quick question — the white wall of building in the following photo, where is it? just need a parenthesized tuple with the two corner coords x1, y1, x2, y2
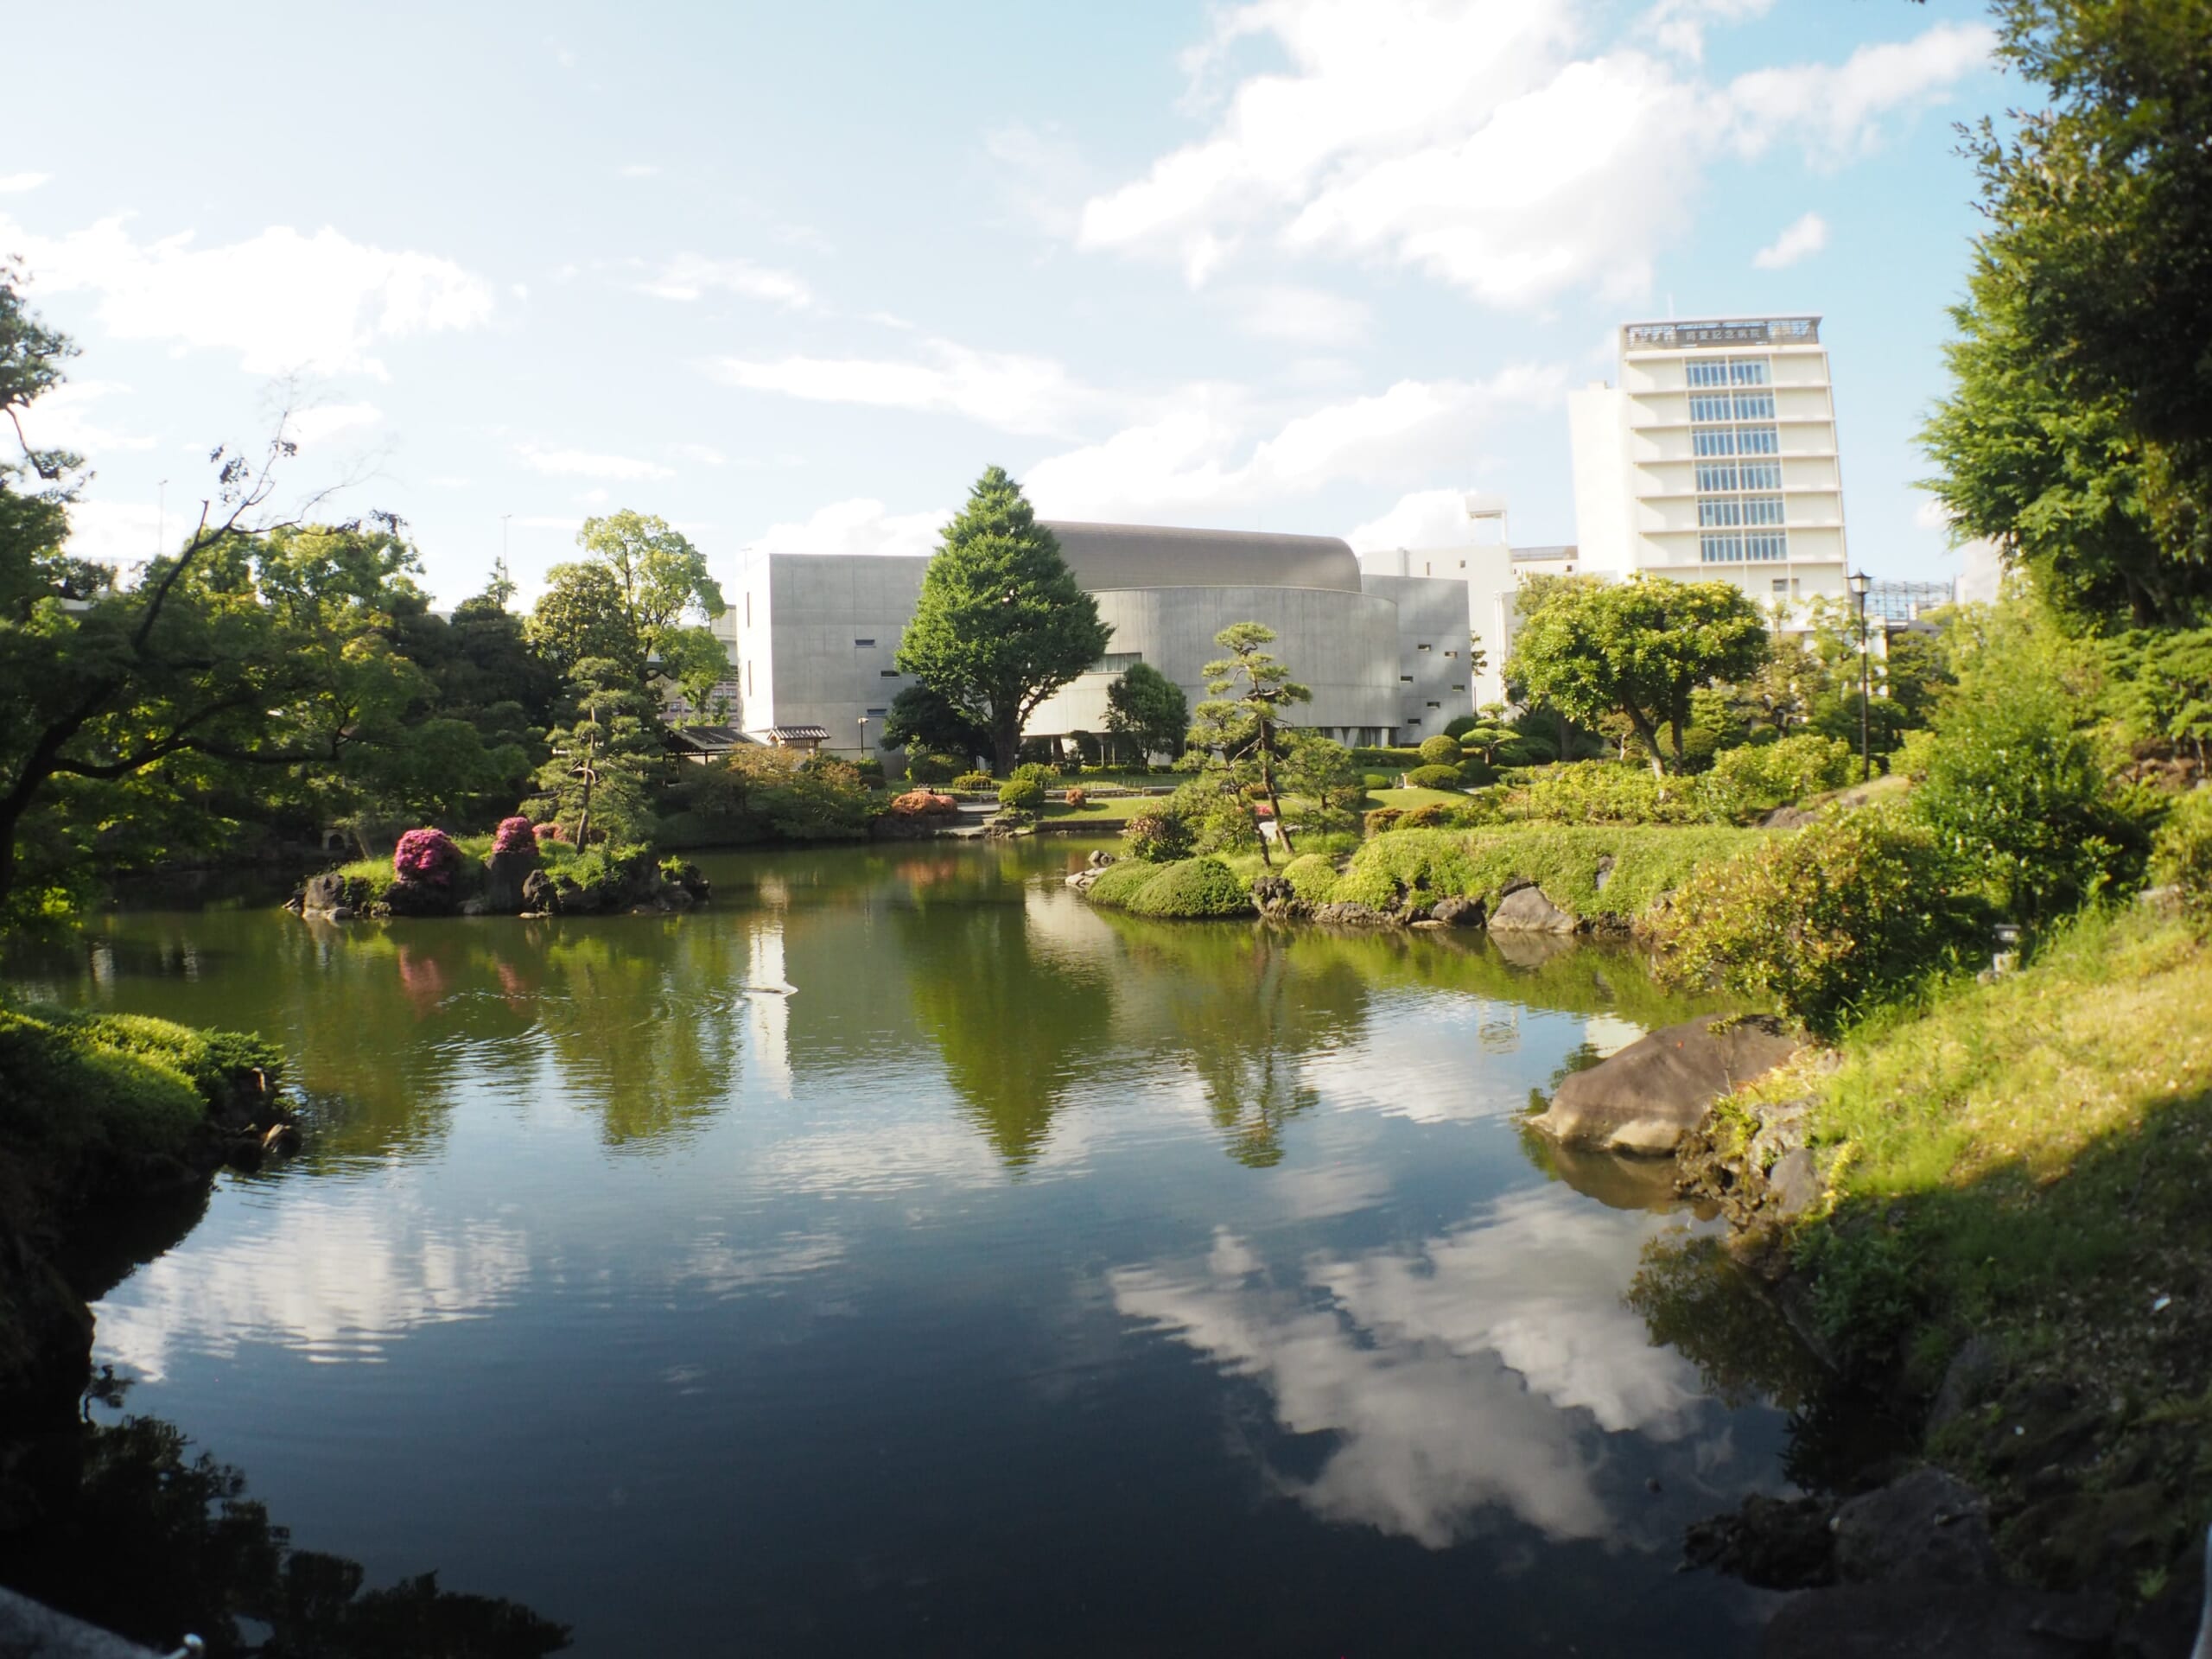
(735, 550, 931, 759)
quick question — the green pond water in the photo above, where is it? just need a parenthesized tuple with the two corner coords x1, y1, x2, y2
(2, 838, 1809, 1656)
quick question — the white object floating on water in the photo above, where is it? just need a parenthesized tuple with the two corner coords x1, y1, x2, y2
(2152, 1294, 2173, 1313)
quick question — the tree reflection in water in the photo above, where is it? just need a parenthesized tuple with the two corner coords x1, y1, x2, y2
(2, 1409, 568, 1657)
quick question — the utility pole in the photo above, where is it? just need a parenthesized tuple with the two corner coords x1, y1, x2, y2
(1848, 571, 1872, 783)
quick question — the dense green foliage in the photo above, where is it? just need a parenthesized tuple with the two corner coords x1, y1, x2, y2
(880, 683, 991, 768)
(673, 746, 875, 844)
(1121, 809, 1194, 862)
(526, 659, 666, 847)
(1507, 576, 1770, 772)
(1415, 734, 1461, 767)
(996, 775, 1046, 813)
(1117, 856, 1252, 919)
(894, 467, 1109, 774)
(1185, 621, 1312, 864)
(1102, 662, 1189, 766)
(1333, 831, 1478, 914)
(2150, 787, 2212, 905)
(527, 511, 722, 693)
(1403, 764, 1465, 791)
(1698, 734, 1858, 822)
(1281, 852, 1341, 907)
(1649, 807, 1983, 1033)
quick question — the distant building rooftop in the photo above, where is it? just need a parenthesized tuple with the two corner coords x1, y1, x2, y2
(1510, 544, 1578, 563)
(1042, 520, 1363, 593)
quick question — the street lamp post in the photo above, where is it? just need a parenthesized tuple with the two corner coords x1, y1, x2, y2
(856, 714, 870, 760)
(1847, 570, 1872, 783)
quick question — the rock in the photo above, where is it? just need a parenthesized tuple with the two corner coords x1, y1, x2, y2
(2005, 1484, 2173, 1592)
(1250, 874, 1298, 918)
(1310, 900, 1394, 927)
(1758, 1580, 2116, 1658)
(1926, 1336, 2004, 1437)
(665, 860, 711, 900)
(1087, 849, 1117, 868)
(0, 1585, 171, 1658)
(1833, 1467, 1999, 1587)
(1432, 893, 1484, 927)
(519, 868, 560, 916)
(1489, 885, 1579, 933)
(1683, 1493, 1837, 1589)
(1065, 869, 1100, 893)
(301, 871, 350, 913)
(458, 898, 491, 918)
(1594, 854, 1616, 893)
(260, 1122, 300, 1158)
(380, 877, 454, 918)
(1528, 1014, 1801, 1155)
(483, 848, 540, 913)
(1765, 1147, 1822, 1217)
(660, 881, 696, 910)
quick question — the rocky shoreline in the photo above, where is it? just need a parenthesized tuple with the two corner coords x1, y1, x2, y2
(288, 849, 712, 922)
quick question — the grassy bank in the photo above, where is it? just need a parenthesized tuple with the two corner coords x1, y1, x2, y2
(1729, 904, 2212, 1592)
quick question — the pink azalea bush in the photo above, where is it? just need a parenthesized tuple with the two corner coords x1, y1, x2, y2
(493, 816, 537, 855)
(393, 827, 462, 887)
(532, 822, 569, 845)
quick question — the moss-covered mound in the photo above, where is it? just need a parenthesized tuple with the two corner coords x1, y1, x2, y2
(1086, 856, 1255, 919)
(1281, 854, 1340, 908)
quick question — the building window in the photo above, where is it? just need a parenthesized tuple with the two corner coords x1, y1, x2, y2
(1732, 390, 1776, 421)
(1443, 649, 1456, 658)
(1695, 461, 1737, 492)
(1687, 360, 1729, 388)
(1451, 683, 1465, 692)
(1744, 495, 1785, 526)
(1693, 428, 1738, 457)
(1400, 674, 1414, 683)
(1406, 716, 1421, 727)
(1744, 531, 1789, 561)
(1090, 651, 1143, 673)
(1426, 701, 1441, 709)
(854, 638, 875, 649)
(1689, 393, 1734, 422)
(880, 669, 899, 677)
(865, 707, 887, 717)
(1701, 531, 1745, 563)
(1416, 642, 1432, 652)
(1738, 425, 1780, 454)
(1739, 460, 1783, 490)
(1699, 497, 1744, 528)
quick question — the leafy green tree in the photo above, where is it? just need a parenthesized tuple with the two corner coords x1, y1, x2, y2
(1187, 621, 1312, 866)
(893, 466, 1109, 774)
(1506, 576, 1770, 774)
(880, 683, 991, 766)
(1277, 729, 1365, 830)
(2105, 626, 2212, 767)
(528, 510, 723, 685)
(1103, 661, 1189, 766)
(691, 745, 874, 842)
(527, 559, 632, 677)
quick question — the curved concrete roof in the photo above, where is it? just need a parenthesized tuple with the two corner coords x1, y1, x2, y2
(1040, 520, 1363, 593)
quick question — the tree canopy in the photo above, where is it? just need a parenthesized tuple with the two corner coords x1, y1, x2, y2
(880, 683, 992, 766)
(893, 467, 1109, 775)
(1187, 621, 1312, 864)
(1505, 576, 1770, 775)
(1103, 661, 1189, 766)
(528, 510, 724, 684)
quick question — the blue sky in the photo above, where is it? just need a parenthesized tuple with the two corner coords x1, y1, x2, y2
(4, 0, 2008, 604)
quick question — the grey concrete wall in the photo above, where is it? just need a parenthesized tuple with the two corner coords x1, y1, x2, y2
(1362, 574, 1476, 736)
(739, 552, 931, 760)
(1028, 586, 1402, 746)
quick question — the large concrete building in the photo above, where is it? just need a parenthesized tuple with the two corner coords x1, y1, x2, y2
(1568, 315, 1849, 615)
(730, 522, 1470, 762)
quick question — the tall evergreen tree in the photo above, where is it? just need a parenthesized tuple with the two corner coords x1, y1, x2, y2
(894, 467, 1109, 775)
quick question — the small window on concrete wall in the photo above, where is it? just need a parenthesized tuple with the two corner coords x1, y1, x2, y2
(1426, 701, 1441, 709)
(854, 638, 875, 648)
(880, 669, 899, 677)
(1400, 675, 1414, 683)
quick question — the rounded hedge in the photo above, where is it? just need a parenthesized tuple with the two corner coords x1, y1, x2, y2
(1335, 829, 1478, 914)
(1085, 859, 1160, 907)
(1122, 810, 1195, 862)
(997, 776, 1046, 812)
(1417, 734, 1463, 767)
(1282, 853, 1339, 907)
(1405, 764, 1465, 790)
(1126, 856, 1252, 919)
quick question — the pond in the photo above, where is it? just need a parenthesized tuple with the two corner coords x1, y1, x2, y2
(4, 839, 1806, 1656)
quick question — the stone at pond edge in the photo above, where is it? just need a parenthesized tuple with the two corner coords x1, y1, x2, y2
(1528, 1014, 1800, 1155)
(519, 868, 559, 916)
(1757, 1580, 2115, 1659)
(302, 871, 350, 914)
(1488, 885, 1579, 933)
(1683, 1493, 1837, 1589)
(483, 847, 540, 913)
(1432, 893, 1484, 927)
(1831, 1467, 1999, 1587)
(381, 876, 454, 918)
(1310, 900, 1393, 927)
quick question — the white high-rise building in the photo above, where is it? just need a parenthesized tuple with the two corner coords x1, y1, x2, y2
(1569, 315, 1848, 617)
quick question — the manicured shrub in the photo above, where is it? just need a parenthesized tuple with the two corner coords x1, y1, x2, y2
(997, 776, 1046, 813)
(1363, 806, 1403, 836)
(1457, 823, 1757, 920)
(887, 790, 960, 818)
(492, 817, 537, 855)
(1335, 830, 1478, 914)
(532, 821, 569, 845)
(1520, 762, 1699, 825)
(1417, 734, 1463, 767)
(2151, 788, 2212, 907)
(1085, 858, 1161, 907)
(905, 753, 957, 785)
(1011, 761, 1058, 786)
(1698, 734, 1856, 823)
(1282, 853, 1339, 907)
(952, 772, 995, 791)
(1125, 856, 1252, 919)
(1649, 805, 1983, 1033)
(393, 828, 462, 886)
(1064, 787, 1088, 808)
(1404, 764, 1465, 791)
(1122, 810, 1195, 862)
(1400, 802, 1453, 829)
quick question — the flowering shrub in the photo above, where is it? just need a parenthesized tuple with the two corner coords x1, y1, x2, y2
(1064, 787, 1088, 808)
(1122, 810, 1195, 862)
(493, 816, 537, 855)
(532, 822, 569, 845)
(392, 828, 462, 887)
(888, 790, 960, 818)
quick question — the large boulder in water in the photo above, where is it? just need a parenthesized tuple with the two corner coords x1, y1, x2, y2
(1528, 1014, 1801, 1155)
(1488, 884, 1578, 933)
(301, 871, 350, 914)
(483, 848, 539, 914)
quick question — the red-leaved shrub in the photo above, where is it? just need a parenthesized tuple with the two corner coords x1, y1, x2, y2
(888, 790, 960, 818)
(532, 822, 569, 845)
(1064, 787, 1088, 808)
(393, 827, 462, 886)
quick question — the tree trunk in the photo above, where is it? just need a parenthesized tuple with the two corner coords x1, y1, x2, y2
(1624, 707, 1668, 777)
(1257, 727, 1294, 865)
(991, 709, 1021, 778)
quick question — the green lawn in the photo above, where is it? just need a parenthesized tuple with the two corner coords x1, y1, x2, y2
(1038, 796, 1159, 823)
(1364, 785, 1469, 811)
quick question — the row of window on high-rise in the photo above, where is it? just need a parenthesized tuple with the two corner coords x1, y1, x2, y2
(1695, 460, 1783, 491)
(1699, 495, 1785, 527)
(1685, 357, 1770, 388)
(1688, 391, 1777, 422)
(1700, 531, 1789, 563)
(1692, 426, 1781, 456)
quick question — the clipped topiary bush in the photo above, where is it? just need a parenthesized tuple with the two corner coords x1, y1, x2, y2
(1282, 853, 1339, 908)
(1417, 734, 1463, 767)
(1125, 856, 1252, 918)
(2151, 788, 2212, 907)
(493, 817, 537, 855)
(952, 772, 995, 791)
(1519, 762, 1699, 825)
(393, 827, 462, 886)
(1334, 830, 1478, 915)
(1404, 764, 1465, 791)
(1400, 802, 1454, 829)
(1648, 805, 1982, 1033)
(1122, 810, 1195, 862)
(888, 789, 960, 818)
(997, 775, 1046, 813)
(1064, 786, 1088, 808)
(1085, 858, 1161, 907)
(1363, 806, 1403, 836)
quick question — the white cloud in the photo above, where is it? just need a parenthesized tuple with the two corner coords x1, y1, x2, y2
(287, 401, 384, 448)
(0, 172, 51, 194)
(1, 214, 496, 377)
(575, 487, 610, 505)
(674, 442, 728, 467)
(1229, 283, 1371, 346)
(753, 497, 947, 558)
(984, 122, 1096, 238)
(513, 443, 675, 480)
(1346, 487, 1479, 552)
(639, 253, 812, 308)
(62, 498, 163, 569)
(1024, 364, 1563, 521)
(1077, 1, 1990, 308)
(1752, 210, 1828, 270)
(13, 379, 156, 454)
(708, 337, 1099, 438)
(1640, 0, 1773, 61)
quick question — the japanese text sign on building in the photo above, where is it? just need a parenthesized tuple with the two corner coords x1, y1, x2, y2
(1623, 317, 1820, 350)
